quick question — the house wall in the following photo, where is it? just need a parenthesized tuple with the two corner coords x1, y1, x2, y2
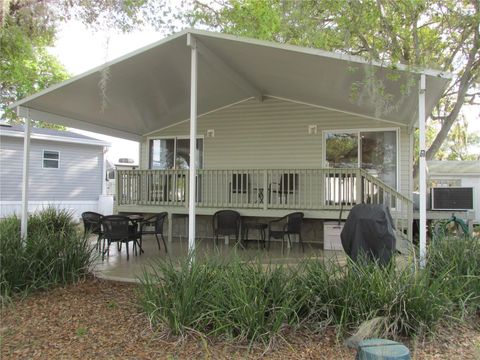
(0, 136, 105, 218)
(140, 97, 411, 197)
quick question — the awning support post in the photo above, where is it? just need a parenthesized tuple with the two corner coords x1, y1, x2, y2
(419, 74, 427, 268)
(20, 108, 31, 242)
(187, 33, 198, 258)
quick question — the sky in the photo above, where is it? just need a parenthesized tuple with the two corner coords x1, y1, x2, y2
(49, 20, 479, 162)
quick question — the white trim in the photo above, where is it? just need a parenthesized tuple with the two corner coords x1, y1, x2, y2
(42, 149, 60, 169)
(268, 95, 409, 127)
(322, 127, 400, 191)
(0, 128, 110, 147)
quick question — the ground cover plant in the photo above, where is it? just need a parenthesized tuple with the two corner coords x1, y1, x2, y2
(137, 235, 480, 344)
(0, 207, 94, 301)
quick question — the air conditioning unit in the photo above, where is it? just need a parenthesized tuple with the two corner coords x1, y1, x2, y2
(431, 187, 474, 210)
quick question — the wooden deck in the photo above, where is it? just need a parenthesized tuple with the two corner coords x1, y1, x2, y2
(116, 168, 414, 242)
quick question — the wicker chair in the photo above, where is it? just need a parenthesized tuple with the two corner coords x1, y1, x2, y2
(268, 212, 304, 253)
(81, 211, 103, 251)
(212, 210, 241, 247)
(140, 212, 168, 252)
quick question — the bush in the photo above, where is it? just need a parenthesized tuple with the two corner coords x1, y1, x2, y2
(427, 235, 480, 315)
(137, 235, 480, 343)
(137, 255, 219, 336)
(137, 255, 306, 342)
(0, 207, 95, 300)
(300, 258, 450, 337)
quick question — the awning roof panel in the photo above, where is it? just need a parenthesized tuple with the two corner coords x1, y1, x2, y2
(12, 29, 451, 139)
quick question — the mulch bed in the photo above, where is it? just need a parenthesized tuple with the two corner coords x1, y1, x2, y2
(1, 277, 479, 359)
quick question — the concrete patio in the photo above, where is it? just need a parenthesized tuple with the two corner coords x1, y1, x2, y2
(91, 235, 348, 283)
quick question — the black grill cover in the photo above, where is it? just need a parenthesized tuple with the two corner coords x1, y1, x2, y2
(340, 204, 396, 266)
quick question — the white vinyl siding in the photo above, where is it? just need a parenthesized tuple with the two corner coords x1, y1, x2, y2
(0, 137, 104, 201)
(140, 97, 411, 197)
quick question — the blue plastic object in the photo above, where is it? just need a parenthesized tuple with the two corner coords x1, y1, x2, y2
(357, 339, 410, 360)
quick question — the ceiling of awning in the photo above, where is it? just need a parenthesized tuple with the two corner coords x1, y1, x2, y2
(12, 29, 451, 141)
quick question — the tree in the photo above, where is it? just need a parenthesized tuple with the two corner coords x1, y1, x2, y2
(1, 1, 70, 129)
(188, 0, 480, 163)
(0, 0, 175, 129)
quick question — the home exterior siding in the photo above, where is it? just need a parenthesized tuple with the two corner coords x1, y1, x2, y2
(140, 97, 411, 197)
(0, 136, 104, 202)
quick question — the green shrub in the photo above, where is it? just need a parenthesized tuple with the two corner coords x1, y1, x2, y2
(207, 260, 305, 342)
(300, 258, 450, 337)
(0, 207, 94, 299)
(427, 235, 480, 315)
(137, 255, 306, 342)
(137, 255, 218, 336)
(137, 235, 480, 343)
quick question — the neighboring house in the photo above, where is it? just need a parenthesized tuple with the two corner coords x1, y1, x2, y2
(428, 160, 480, 224)
(9, 29, 453, 247)
(0, 124, 110, 219)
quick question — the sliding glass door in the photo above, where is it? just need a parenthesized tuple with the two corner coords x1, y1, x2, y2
(325, 130, 397, 189)
(149, 138, 203, 170)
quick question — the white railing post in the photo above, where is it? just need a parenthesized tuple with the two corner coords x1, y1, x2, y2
(263, 169, 268, 210)
(356, 169, 362, 205)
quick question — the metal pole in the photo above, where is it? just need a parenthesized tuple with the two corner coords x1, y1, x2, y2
(20, 109, 31, 242)
(419, 74, 427, 268)
(187, 33, 198, 256)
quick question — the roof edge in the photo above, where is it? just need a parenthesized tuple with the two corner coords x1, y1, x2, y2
(187, 29, 454, 79)
(0, 128, 110, 147)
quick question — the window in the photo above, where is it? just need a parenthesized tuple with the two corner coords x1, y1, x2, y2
(43, 150, 59, 168)
(325, 130, 397, 189)
(149, 138, 203, 169)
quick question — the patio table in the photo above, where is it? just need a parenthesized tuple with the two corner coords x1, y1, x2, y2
(242, 222, 268, 249)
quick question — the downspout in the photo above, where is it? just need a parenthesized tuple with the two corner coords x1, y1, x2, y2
(20, 107, 31, 242)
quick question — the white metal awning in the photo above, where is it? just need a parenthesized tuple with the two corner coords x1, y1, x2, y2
(11, 29, 451, 141)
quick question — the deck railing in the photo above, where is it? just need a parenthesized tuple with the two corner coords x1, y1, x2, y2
(117, 168, 413, 240)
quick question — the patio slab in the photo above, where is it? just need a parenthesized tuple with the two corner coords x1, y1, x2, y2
(91, 235, 347, 283)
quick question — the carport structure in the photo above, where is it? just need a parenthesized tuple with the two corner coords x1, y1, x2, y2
(11, 29, 451, 265)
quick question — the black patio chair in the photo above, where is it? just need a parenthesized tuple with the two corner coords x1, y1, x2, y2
(101, 215, 142, 260)
(212, 210, 241, 247)
(81, 211, 103, 251)
(140, 212, 168, 252)
(268, 212, 304, 253)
